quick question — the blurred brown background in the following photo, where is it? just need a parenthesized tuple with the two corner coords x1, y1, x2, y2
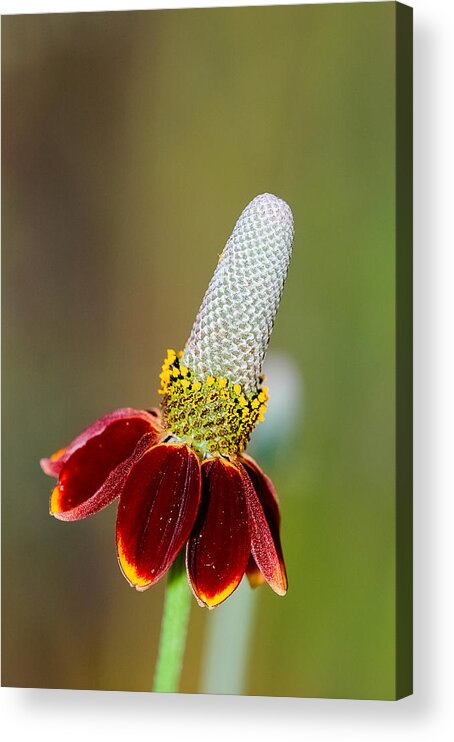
(2, 3, 397, 698)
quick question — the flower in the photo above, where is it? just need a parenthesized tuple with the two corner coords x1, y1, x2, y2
(41, 193, 294, 608)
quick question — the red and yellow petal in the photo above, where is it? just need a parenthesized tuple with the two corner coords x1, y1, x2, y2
(116, 443, 201, 591)
(186, 457, 250, 608)
(45, 408, 161, 521)
(41, 408, 160, 477)
(238, 456, 288, 596)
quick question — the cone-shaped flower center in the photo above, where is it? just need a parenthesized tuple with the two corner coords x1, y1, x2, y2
(160, 193, 294, 456)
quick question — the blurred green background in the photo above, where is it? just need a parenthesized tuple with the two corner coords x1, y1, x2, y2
(2, 2, 397, 698)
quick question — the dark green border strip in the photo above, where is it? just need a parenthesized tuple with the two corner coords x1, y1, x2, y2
(395, 0, 413, 700)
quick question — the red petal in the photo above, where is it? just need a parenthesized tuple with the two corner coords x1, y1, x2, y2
(116, 443, 201, 591)
(238, 456, 288, 596)
(47, 409, 161, 521)
(240, 453, 280, 513)
(41, 408, 160, 477)
(186, 457, 250, 608)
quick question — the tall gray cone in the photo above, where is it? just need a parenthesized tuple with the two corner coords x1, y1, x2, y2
(183, 193, 294, 394)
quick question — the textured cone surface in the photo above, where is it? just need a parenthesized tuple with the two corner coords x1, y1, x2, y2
(183, 193, 294, 394)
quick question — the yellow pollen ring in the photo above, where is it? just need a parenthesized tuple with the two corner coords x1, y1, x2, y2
(158, 349, 268, 456)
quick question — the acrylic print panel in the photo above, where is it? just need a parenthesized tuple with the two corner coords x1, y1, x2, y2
(1, 1, 412, 699)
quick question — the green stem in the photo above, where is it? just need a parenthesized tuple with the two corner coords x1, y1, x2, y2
(153, 550, 192, 693)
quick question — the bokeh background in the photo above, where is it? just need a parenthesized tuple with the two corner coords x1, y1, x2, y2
(2, 3, 398, 698)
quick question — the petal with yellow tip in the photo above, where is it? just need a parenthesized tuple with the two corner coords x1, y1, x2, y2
(116, 443, 201, 590)
(238, 454, 287, 596)
(43, 408, 161, 521)
(186, 457, 250, 608)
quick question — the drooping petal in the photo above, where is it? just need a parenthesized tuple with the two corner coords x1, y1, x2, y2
(238, 456, 287, 596)
(40, 407, 161, 477)
(240, 453, 280, 512)
(116, 443, 201, 591)
(186, 457, 250, 608)
(245, 555, 265, 589)
(45, 408, 161, 521)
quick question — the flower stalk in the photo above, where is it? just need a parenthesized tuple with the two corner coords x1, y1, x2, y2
(153, 550, 192, 693)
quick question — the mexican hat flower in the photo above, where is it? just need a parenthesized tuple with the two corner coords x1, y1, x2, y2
(41, 193, 294, 608)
